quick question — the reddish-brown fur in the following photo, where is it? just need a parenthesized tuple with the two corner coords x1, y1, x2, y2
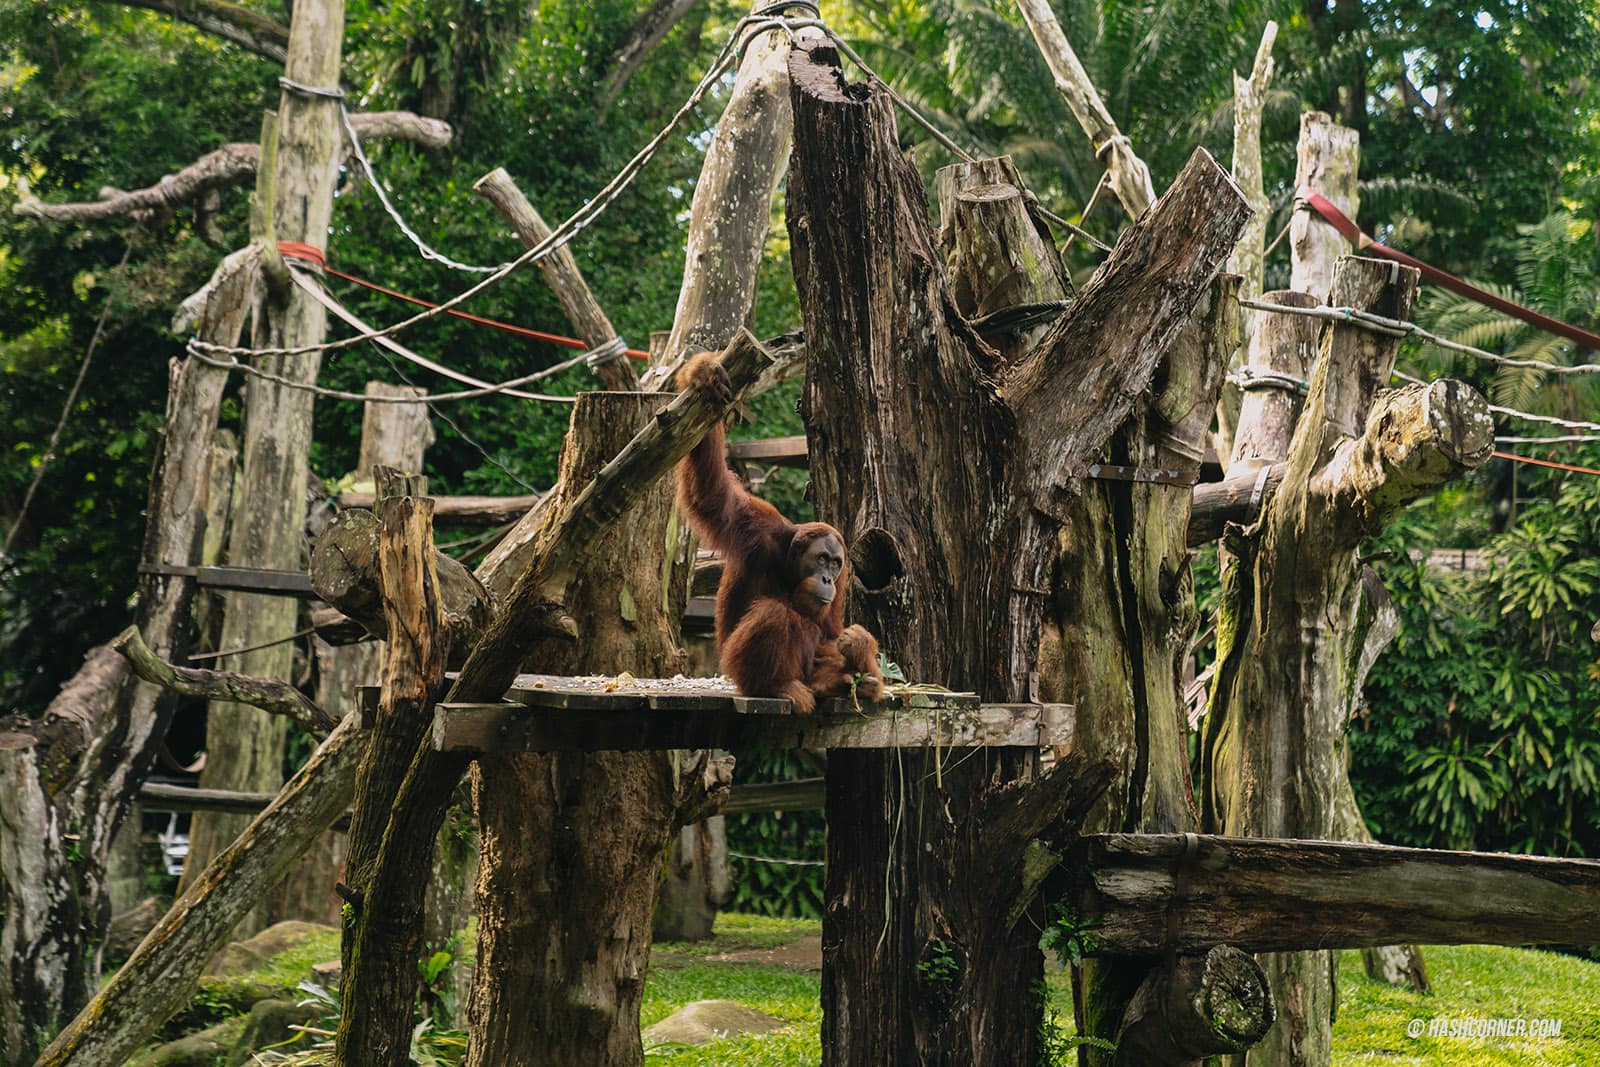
(675, 352, 885, 713)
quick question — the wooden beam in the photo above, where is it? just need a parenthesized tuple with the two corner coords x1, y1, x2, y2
(139, 777, 820, 819)
(727, 434, 808, 467)
(415, 677, 1071, 753)
(336, 492, 541, 524)
(1068, 834, 1600, 956)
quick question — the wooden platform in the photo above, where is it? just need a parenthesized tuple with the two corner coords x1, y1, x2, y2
(370, 674, 1074, 753)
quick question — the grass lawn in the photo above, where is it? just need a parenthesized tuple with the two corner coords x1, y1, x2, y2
(646, 915, 1600, 1065)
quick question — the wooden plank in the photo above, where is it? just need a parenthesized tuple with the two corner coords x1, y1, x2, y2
(727, 434, 808, 467)
(1069, 833, 1600, 956)
(721, 777, 824, 814)
(431, 698, 1067, 753)
(337, 491, 543, 524)
(138, 563, 315, 596)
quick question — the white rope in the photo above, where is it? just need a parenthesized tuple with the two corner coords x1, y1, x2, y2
(337, 104, 510, 274)
(1390, 367, 1600, 432)
(289, 267, 575, 400)
(189, 9, 807, 364)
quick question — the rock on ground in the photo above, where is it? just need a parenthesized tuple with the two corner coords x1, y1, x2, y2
(644, 1000, 786, 1046)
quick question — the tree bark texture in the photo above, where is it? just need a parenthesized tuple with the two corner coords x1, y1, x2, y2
(274, 383, 435, 927)
(638, 4, 819, 387)
(0, 248, 256, 1066)
(930, 151, 1244, 1058)
(1114, 945, 1274, 1065)
(466, 392, 699, 1067)
(337, 473, 451, 1067)
(32, 714, 363, 1067)
(785, 40, 1250, 1065)
(183, 0, 346, 905)
(473, 168, 641, 391)
(1288, 113, 1359, 302)
(1281, 114, 1430, 995)
(1200, 257, 1492, 1066)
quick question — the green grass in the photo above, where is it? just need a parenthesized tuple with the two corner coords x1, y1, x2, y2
(1332, 945, 1600, 1065)
(642, 916, 1600, 1065)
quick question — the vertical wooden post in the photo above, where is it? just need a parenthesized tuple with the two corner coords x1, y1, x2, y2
(1201, 256, 1490, 1066)
(183, 0, 347, 898)
(1288, 112, 1359, 301)
(337, 467, 450, 1066)
(270, 384, 434, 928)
(465, 392, 696, 1067)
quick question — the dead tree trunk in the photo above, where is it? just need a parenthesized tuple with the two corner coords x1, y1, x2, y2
(182, 0, 346, 900)
(786, 40, 1250, 1064)
(1200, 256, 1492, 1066)
(930, 152, 1247, 1060)
(1288, 112, 1359, 302)
(1216, 20, 1278, 463)
(465, 393, 706, 1067)
(270, 384, 434, 927)
(0, 247, 255, 1065)
(337, 469, 450, 1065)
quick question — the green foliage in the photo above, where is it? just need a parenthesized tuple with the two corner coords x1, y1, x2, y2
(724, 748, 824, 919)
(1354, 452, 1600, 857)
(1037, 902, 1100, 968)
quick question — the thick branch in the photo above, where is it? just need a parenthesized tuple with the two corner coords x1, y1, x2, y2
(114, 0, 289, 63)
(638, 6, 818, 388)
(35, 715, 365, 1067)
(1069, 834, 1600, 955)
(113, 625, 335, 737)
(452, 329, 773, 704)
(1009, 148, 1252, 494)
(14, 114, 451, 222)
(1013, 0, 1155, 216)
(596, 0, 700, 115)
(473, 167, 639, 390)
(1322, 379, 1493, 536)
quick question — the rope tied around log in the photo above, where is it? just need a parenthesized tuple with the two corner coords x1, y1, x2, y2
(583, 336, 630, 371)
(1161, 831, 1202, 963)
(1228, 367, 1308, 395)
(278, 76, 344, 100)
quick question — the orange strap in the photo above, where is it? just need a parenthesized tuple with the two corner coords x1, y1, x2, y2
(1297, 188, 1600, 351)
(1492, 450, 1600, 477)
(275, 242, 649, 359)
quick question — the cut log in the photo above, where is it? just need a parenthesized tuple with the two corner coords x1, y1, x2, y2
(1115, 945, 1274, 1064)
(1069, 834, 1600, 955)
(1288, 113, 1359, 301)
(309, 506, 493, 654)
